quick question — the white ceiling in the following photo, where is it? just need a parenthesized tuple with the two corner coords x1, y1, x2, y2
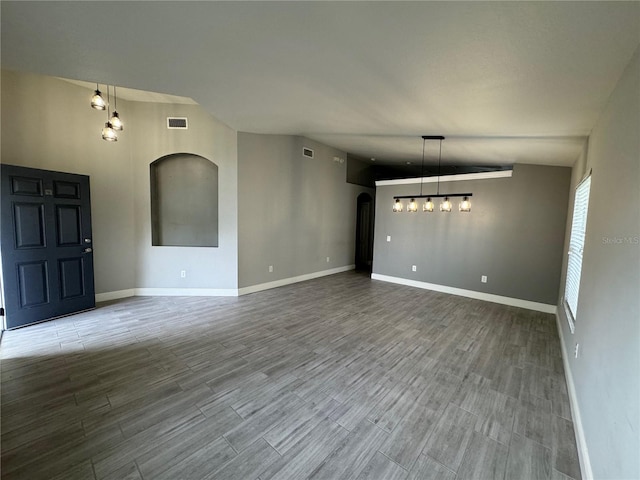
(2, 1, 639, 167)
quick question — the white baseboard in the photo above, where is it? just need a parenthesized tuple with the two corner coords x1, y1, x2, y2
(238, 265, 356, 296)
(371, 273, 557, 314)
(555, 312, 593, 480)
(134, 288, 238, 297)
(95, 289, 135, 302)
(94, 266, 356, 301)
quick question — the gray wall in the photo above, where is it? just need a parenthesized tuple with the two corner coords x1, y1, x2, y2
(556, 49, 639, 480)
(373, 164, 571, 305)
(129, 102, 237, 290)
(1, 70, 136, 294)
(238, 133, 373, 288)
(1, 70, 238, 294)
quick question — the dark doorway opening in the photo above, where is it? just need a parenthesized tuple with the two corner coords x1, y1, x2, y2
(355, 192, 374, 272)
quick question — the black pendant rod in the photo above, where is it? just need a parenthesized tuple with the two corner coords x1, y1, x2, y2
(419, 138, 426, 197)
(437, 139, 442, 196)
(394, 193, 472, 200)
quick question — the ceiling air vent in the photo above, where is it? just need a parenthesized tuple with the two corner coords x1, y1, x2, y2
(302, 147, 314, 159)
(167, 117, 188, 129)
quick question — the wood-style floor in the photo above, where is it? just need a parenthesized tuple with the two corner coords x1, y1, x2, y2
(0, 271, 581, 480)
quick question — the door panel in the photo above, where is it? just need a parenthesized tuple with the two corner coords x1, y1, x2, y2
(1, 164, 95, 329)
(18, 261, 49, 307)
(14, 203, 46, 248)
(53, 180, 81, 199)
(11, 176, 43, 196)
(59, 258, 85, 299)
(56, 205, 82, 245)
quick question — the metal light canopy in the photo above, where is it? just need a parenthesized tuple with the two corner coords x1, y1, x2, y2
(393, 136, 472, 213)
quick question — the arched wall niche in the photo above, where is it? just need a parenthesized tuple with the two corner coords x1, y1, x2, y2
(150, 153, 219, 247)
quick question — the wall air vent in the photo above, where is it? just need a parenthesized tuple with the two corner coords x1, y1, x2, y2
(167, 117, 188, 129)
(302, 147, 314, 159)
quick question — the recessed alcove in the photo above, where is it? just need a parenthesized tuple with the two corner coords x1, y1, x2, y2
(150, 153, 218, 247)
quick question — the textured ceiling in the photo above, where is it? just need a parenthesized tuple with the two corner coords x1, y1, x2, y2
(2, 1, 639, 166)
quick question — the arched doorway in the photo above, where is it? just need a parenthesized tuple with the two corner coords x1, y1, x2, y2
(355, 192, 374, 272)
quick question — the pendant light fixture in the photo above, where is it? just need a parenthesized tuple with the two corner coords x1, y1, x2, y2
(109, 85, 124, 131)
(101, 86, 118, 142)
(91, 83, 106, 110)
(392, 136, 472, 213)
(440, 197, 452, 212)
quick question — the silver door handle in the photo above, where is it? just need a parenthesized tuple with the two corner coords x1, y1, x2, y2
(84, 247, 93, 253)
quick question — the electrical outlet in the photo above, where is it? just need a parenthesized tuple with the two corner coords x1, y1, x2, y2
(180, 270, 186, 278)
(412, 265, 417, 272)
(268, 265, 273, 273)
(386, 235, 391, 242)
(574, 343, 580, 358)
(326, 256, 330, 263)
(481, 275, 487, 283)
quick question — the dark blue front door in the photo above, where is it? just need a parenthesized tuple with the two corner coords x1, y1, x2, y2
(1, 164, 95, 329)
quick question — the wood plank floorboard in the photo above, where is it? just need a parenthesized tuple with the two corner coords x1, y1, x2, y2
(0, 271, 581, 479)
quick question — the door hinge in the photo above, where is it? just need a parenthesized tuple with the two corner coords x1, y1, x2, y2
(0, 308, 4, 317)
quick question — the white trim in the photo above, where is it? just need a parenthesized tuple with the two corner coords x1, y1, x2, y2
(555, 313, 593, 480)
(95, 289, 135, 302)
(371, 273, 557, 314)
(375, 170, 512, 187)
(238, 265, 355, 296)
(134, 288, 238, 297)
(92, 266, 356, 301)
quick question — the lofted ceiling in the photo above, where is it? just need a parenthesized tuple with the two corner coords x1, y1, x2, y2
(2, 1, 639, 167)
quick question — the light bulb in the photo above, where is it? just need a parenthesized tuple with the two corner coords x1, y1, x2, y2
(91, 90, 106, 110)
(423, 198, 434, 212)
(459, 196, 471, 212)
(102, 122, 118, 142)
(440, 197, 452, 212)
(392, 199, 403, 212)
(407, 198, 418, 213)
(110, 111, 123, 131)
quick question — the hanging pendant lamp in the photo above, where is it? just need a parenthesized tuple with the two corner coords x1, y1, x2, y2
(459, 196, 471, 212)
(440, 197, 452, 212)
(91, 83, 106, 110)
(101, 86, 117, 142)
(109, 86, 124, 131)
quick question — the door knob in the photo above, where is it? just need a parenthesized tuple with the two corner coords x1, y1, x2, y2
(84, 247, 93, 253)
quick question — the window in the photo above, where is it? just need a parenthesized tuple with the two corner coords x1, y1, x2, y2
(564, 174, 591, 331)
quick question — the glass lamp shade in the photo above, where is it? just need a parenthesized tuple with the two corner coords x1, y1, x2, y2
(459, 196, 471, 212)
(392, 198, 403, 212)
(423, 198, 434, 212)
(102, 122, 118, 142)
(110, 111, 124, 131)
(440, 197, 452, 212)
(91, 90, 106, 110)
(407, 198, 418, 212)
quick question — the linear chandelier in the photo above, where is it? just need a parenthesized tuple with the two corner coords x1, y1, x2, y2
(393, 136, 472, 213)
(91, 84, 124, 141)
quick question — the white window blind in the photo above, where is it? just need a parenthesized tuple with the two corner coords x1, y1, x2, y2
(565, 175, 591, 329)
